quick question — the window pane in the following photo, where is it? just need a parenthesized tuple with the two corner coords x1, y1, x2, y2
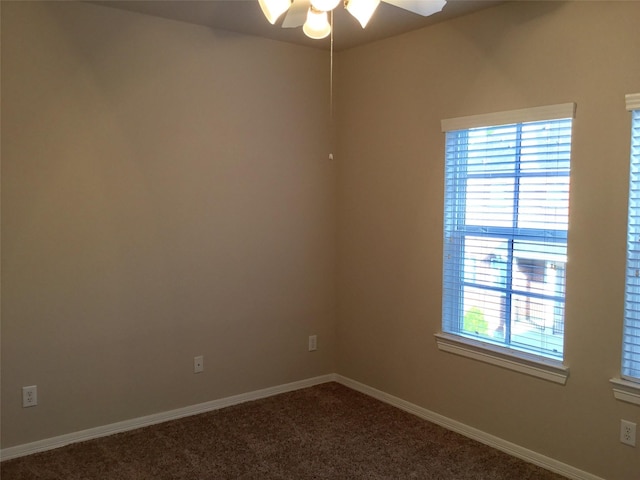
(512, 241, 567, 292)
(466, 178, 514, 227)
(520, 120, 572, 174)
(510, 292, 565, 357)
(511, 241, 566, 343)
(517, 176, 570, 230)
(462, 237, 508, 286)
(466, 125, 516, 175)
(461, 285, 505, 340)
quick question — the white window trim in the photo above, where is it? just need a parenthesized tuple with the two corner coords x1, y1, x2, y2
(612, 92, 640, 405)
(435, 332, 569, 385)
(610, 377, 640, 406)
(626, 93, 640, 111)
(441, 103, 576, 132)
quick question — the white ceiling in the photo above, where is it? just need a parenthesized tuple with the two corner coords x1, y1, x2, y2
(90, 0, 503, 51)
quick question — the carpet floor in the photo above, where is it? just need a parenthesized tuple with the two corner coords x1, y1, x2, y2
(1, 382, 567, 479)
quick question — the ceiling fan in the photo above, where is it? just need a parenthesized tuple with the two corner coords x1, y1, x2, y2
(258, 0, 447, 40)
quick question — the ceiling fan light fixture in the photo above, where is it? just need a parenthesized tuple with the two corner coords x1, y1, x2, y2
(310, 0, 341, 11)
(302, 7, 331, 39)
(344, 0, 380, 28)
(258, 0, 292, 24)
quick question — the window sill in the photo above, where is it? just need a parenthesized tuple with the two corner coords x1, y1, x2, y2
(610, 377, 640, 406)
(434, 333, 569, 385)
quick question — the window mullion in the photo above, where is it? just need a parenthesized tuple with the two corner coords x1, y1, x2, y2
(504, 124, 524, 346)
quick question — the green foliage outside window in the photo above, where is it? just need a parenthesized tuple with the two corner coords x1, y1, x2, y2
(463, 307, 488, 336)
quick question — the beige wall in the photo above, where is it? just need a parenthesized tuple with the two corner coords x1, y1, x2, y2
(1, 1, 336, 447)
(336, 1, 640, 479)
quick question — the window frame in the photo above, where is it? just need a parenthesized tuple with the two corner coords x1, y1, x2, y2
(611, 93, 640, 405)
(436, 103, 575, 384)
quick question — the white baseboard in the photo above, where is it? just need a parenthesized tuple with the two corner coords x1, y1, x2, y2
(1, 373, 604, 480)
(0, 374, 337, 462)
(335, 375, 605, 480)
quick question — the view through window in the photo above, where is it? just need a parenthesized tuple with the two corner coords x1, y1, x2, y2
(442, 110, 573, 360)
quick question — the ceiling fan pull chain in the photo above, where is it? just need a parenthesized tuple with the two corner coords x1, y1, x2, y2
(330, 8, 334, 119)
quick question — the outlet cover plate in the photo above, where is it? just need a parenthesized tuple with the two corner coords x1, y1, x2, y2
(22, 385, 38, 408)
(194, 355, 204, 373)
(621, 419, 637, 447)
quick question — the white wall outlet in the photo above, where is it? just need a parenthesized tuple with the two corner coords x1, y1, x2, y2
(620, 419, 637, 447)
(308, 335, 317, 352)
(22, 385, 38, 408)
(194, 355, 204, 374)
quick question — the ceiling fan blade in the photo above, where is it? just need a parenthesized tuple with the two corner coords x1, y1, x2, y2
(382, 0, 446, 17)
(282, 0, 310, 28)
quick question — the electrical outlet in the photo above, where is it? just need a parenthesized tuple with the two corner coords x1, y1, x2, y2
(308, 335, 317, 352)
(194, 355, 204, 374)
(620, 419, 637, 447)
(22, 385, 38, 408)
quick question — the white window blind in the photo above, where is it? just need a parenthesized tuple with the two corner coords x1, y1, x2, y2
(441, 104, 575, 360)
(623, 93, 640, 382)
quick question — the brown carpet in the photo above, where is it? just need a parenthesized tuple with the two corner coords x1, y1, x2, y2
(1, 382, 566, 479)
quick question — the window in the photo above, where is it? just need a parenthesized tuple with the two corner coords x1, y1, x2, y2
(622, 93, 640, 383)
(440, 104, 575, 365)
